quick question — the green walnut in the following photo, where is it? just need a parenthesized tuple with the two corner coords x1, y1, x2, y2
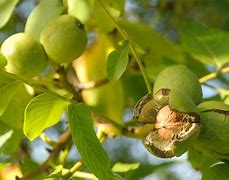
(1, 33, 47, 76)
(40, 15, 87, 63)
(153, 65, 202, 105)
(25, 0, 65, 41)
(193, 101, 229, 160)
(134, 89, 200, 158)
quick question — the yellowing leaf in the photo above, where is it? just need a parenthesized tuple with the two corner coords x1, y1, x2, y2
(0, 0, 19, 29)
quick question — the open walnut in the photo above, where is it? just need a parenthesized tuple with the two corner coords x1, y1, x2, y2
(133, 65, 204, 158)
(133, 88, 200, 158)
(144, 105, 200, 158)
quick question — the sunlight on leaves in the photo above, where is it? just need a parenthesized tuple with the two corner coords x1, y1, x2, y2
(106, 42, 129, 82)
(68, 103, 112, 180)
(24, 93, 68, 141)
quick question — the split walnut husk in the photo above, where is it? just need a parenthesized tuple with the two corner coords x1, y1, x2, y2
(144, 105, 200, 158)
(133, 89, 200, 158)
(133, 65, 203, 158)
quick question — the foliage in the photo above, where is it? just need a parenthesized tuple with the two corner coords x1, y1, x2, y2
(0, 0, 228, 179)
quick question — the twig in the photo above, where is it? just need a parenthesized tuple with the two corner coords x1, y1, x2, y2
(58, 66, 82, 101)
(199, 66, 229, 83)
(40, 133, 57, 146)
(77, 78, 109, 90)
(122, 124, 153, 139)
(59, 142, 72, 165)
(62, 131, 106, 179)
(20, 128, 72, 180)
(72, 171, 98, 179)
(0, 69, 76, 104)
(69, 161, 83, 174)
(62, 161, 83, 179)
(95, 0, 152, 93)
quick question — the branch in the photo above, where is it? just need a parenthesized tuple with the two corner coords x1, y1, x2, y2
(20, 128, 72, 180)
(199, 65, 229, 83)
(40, 133, 57, 146)
(77, 78, 109, 90)
(95, 0, 152, 93)
(0, 69, 77, 104)
(57, 66, 82, 101)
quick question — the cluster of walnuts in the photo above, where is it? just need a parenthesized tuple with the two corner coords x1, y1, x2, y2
(133, 65, 229, 160)
(1, 15, 87, 77)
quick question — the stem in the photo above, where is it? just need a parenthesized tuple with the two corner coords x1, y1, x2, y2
(59, 142, 72, 164)
(199, 66, 229, 83)
(95, 0, 152, 93)
(122, 124, 153, 139)
(77, 78, 109, 90)
(0, 69, 76, 104)
(58, 66, 82, 100)
(72, 171, 98, 179)
(21, 129, 72, 180)
(69, 161, 83, 174)
(62, 131, 106, 179)
(40, 133, 57, 146)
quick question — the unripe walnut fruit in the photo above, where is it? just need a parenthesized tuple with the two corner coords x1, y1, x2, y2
(194, 101, 229, 160)
(153, 65, 202, 104)
(1, 33, 47, 76)
(40, 15, 87, 63)
(133, 75, 200, 158)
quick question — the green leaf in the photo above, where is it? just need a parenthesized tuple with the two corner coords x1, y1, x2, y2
(0, 54, 7, 68)
(24, 93, 68, 141)
(20, 160, 40, 178)
(180, 21, 229, 67)
(0, 81, 22, 115)
(202, 163, 229, 180)
(122, 72, 147, 106)
(112, 162, 140, 173)
(0, 129, 22, 154)
(0, 121, 22, 154)
(0, 0, 19, 29)
(126, 162, 176, 180)
(188, 149, 218, 171)
(0, 73, 13, 86)
(25, 0, 64, 40)
(0, 83, 31, 129)
(68, 0, 92, 23)
(0, 129, 13, 148)
(106, 43, 129, 82)
(94, 0, 125, 32)
(68, 103, 112, 180)
(119, 20, 185, 78)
